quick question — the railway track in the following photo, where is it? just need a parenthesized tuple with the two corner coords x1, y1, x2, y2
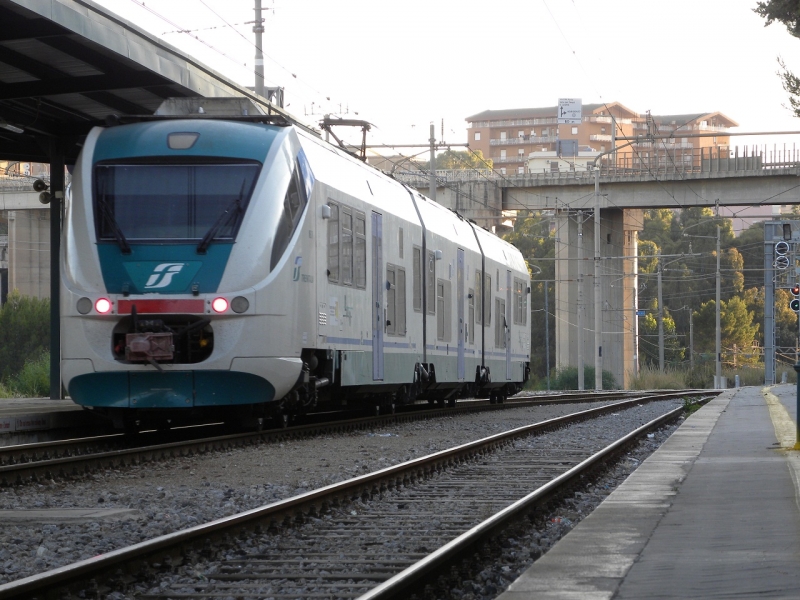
(0, 390, 673, 486)
(0, 392, 714, 599)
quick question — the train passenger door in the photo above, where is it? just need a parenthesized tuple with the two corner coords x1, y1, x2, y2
(506, 269, 512, 380)
(457, 248, 465, 380)
(372, 212, 384, 381)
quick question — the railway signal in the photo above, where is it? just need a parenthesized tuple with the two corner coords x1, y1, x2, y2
(791, 284, 800, 312)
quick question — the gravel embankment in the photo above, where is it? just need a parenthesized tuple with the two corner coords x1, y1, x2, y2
(0, 399, 682, 586)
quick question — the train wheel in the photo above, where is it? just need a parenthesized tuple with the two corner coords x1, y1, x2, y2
(489, 392, 497, 404)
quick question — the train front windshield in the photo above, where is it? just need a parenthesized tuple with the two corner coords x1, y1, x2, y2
(94, 161, 260, 245)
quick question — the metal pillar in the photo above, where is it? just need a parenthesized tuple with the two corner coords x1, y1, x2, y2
(49, 145, 64, 399)
(429, 123, 436, 201)
(765, 236, 775, 386)
(577, 212, 584, 391)
(253, 0, 265, 97)
(545, 281, 550, 391)
(593, 170, 602, 390)
(715, 226, 722, 387)
(658, 264, 664, 371)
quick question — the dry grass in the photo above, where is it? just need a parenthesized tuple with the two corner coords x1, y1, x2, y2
(627, 365, 687, 390)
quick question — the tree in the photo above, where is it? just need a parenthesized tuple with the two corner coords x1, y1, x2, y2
(419, 149, 492, 171)
(0, 290, 50, 380)
(638, 299, 685, 368)
(693, 296, 760, 367)
(730, 222, 765, 291)
(755, 2, 800, 116)
(502, 213, 554, 382)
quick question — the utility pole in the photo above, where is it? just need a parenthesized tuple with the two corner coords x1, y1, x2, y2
(716, 225, 722, 387)
(689, 310, 694, 370)
(658, 263, 664, 371)
(429, 123, 436, 201)
(545, 282, 550, 391)
(253, 0, 265, 97)
(594, 166, 602, 390)
(577, 212, 585, 391)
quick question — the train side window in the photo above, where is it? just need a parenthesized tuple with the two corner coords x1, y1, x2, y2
(485, 274, 492, 325)
(399, 227, 404, 259)
(354, 211, 366, 289)
(495, 298, 506, 348)
(271, 164, 307, 270)
(386, 264, 407, 336)
(396, 266, 406, 335)
(436, 279, 450, 341)
(513, 277, 527, 325)
(475, 271, 482, 325)
(468, 288, 475, 344)
(412, 246, 422, 312)
(386, 265, 397, 335)
(341, 207, 353, 286)
(426, 250, 436, 315)
(327, 201, 339, 283)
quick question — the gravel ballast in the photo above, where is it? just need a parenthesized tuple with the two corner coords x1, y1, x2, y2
(0, 399, 683, 586)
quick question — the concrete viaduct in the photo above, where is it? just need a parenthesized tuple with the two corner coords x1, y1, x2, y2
(400, 160, 800, 388)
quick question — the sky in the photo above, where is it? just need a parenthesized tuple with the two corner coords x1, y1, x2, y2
(92, 0, 800, 155)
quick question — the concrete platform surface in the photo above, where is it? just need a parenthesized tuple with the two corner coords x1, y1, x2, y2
(497, 386, 800, 599)
(0, 397, 101, 437)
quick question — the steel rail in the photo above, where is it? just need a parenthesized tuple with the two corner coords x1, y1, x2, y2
(0, 392, 710, 599)
(357, 404, 688, 600)
(0, 393, 611, 464)
(0, 390, 685, 484)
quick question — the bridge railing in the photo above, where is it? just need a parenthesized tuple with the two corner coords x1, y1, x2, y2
(0, 173, 49, 192)
(391, 145, 800, 188)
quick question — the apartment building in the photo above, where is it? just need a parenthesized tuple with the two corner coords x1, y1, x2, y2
(466, 102, 737, 175)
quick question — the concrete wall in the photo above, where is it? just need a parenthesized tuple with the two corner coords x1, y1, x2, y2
(555, 208, 642, 388)
(6, 209, 49, 301)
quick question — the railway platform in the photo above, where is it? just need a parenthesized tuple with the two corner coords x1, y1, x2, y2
(497, 384, 800, 599)
(0, 397, 105, 442)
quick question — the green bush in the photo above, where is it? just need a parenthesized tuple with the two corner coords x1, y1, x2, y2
(0, 290, 50, 380)
(550, 366, 617, 390)
(12, 352, 50, 397)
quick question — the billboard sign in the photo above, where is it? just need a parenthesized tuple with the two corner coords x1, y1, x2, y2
(558, 98, 582, 124)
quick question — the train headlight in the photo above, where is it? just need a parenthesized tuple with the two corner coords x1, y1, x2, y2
(76, 297, 92, 314)
(231, 296, 249, 313)
(95, 298, 112, 314)
(211, 297, 228, 313)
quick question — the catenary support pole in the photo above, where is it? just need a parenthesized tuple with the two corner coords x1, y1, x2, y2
(577, 212, 584, 391)
(545, 281, 550, 391)
(253, 0, 265, 97)
(429, 123, 436, 201)
(716, 225, 722, 387)
(594, 168, 602, 390)
(658, 263, 664, 372)
(795, 363, 800, 448)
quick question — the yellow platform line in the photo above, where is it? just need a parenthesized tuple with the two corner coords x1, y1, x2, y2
(763, 386, 800, 515)
(763, 387, 798, 449)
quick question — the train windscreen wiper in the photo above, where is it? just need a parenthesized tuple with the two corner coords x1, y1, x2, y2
(196, 180, 245, 254)
(96, 181, 131, 254)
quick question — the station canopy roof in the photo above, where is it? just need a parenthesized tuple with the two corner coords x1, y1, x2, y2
(0, 0, 295, 164)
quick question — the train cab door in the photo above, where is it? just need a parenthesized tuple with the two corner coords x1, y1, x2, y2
(371, 212, 384, 381)
(457, 248, 465, 381)
(506, 269, 512, 380)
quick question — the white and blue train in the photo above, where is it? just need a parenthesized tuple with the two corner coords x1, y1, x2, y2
(60, 101, 531, 430)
